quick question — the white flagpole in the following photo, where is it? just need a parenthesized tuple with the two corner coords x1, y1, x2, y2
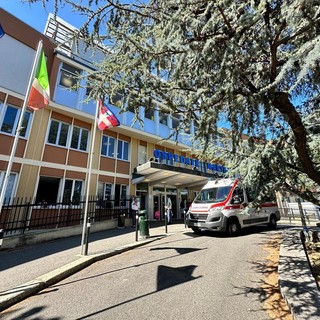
(80, 99, 99, 255)
(0, 40, 43, 215)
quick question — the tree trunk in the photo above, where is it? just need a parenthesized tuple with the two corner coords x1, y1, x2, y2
(272, 92, 320, 185)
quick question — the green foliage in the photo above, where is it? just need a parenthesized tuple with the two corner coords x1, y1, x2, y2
(26, 0, 320, 203)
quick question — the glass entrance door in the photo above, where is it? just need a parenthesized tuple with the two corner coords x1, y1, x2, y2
(153, 194, 166, 221)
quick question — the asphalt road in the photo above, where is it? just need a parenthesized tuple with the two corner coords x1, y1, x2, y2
(2, 226, 276, 320)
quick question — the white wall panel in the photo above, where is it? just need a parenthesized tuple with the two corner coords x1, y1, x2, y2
(0, 35, 34, 95)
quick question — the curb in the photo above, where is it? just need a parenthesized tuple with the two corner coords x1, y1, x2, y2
(0, 236, 164, 312)
(279, 229, 320, 320)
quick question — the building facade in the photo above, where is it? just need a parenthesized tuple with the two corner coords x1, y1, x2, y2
(0, 9, 225, 222)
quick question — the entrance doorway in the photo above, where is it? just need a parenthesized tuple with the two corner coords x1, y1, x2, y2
(153, 193, 178, 221)
(153, 194, 165, 221)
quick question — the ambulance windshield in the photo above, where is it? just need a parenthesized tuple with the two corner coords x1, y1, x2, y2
(194, 186, 232, 203)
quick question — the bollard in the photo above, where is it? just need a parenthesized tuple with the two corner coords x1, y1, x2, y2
(0, 229, 3, 250)
(117, 212, 125, 229)
(84, 218, 91, 256)
(135, 211, 139, 241)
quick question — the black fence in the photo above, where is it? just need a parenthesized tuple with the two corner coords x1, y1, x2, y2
(0, 196, 131, 236)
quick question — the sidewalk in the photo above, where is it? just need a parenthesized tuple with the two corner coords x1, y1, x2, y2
(0, 218, 319, 318)
(0, 222, 185, 312)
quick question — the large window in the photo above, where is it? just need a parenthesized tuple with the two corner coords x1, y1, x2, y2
(35, 177, 83, 205)
(97, 182, 113, 208)
(59, 63, 81, 91)
(35, 177, 60, 204)
(70, 126, 89, 151)
(62, 179, 83, 204)
(101, 135, 129, 161)
(0, 105, 32, 137)
(101, 135, 116, 157)
(115, 184, 128, 206)
(117, 140, 129, 161)
(47, 120, 70, 147)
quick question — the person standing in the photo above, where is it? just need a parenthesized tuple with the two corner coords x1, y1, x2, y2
(166, 196, 172, 224)
(131, 197, 139, 227)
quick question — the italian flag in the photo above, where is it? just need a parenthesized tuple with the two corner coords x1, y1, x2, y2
(27, 50, 50, 111)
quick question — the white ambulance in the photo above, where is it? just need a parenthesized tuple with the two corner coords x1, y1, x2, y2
(186, 178, 280, 236)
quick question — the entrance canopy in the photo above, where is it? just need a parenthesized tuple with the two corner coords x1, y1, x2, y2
(132, 161, 219, 188)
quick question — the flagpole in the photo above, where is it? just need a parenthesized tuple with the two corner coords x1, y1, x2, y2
(0, 40, 43, 215)
(80, 99, 99, 255)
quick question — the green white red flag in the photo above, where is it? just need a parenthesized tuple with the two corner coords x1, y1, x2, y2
(27, 50, 50, 111)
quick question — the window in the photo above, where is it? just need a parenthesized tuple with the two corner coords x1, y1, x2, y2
(138, 145, 147, 165)
(109, 90, 123, 107)
(70, 126, 89, 151)
(101, 135, 116, 157)
(144, 107, 154, 120)
(85, 75, 97, 97)
(0, 172, 16, 204)
(97, 182, 113, 208)
(171, 113, 180, 129)
(59, 63, 81, 90)
(63, 179, 83, 204)
(117, 140, 129, 161)
(35, 177, 83, 205)
(115, 184, 128, 206)
(104, 183, 112, 200)
(159, 113, 168, 126)
(0, 105, 32, 137)
(35, 177, 60, 204)
(47, 120, 70, 147)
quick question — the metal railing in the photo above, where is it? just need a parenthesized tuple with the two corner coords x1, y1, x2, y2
(280, 206, 320, 224)
(0, 196, 131, 236)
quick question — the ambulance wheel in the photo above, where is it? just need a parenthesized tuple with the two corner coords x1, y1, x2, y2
(268, 214, 277, 229)
(192, 228, 202, 235)
(227, 219, 240, 237)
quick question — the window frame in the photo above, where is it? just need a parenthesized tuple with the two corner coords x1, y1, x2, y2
(58, 63, 81, 91)
(70, 126, 89, 152)
(171, 113, 180, 129)
(101, 135, 116, 158)
(62, 179, 83, 204)
(159, 113, 168, 126)
(47, 119, 70, 147)
(0, 104, 32, 138)
(144, 107, 154, 121)
(117, 139, 129, 161)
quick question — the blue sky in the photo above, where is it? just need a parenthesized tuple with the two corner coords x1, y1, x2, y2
(1, 0, 85, 32)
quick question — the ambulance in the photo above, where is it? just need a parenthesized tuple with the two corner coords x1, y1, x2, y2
(186, 178, 280, 236)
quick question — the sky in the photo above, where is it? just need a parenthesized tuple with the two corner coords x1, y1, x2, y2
(1, 0, 85, 32)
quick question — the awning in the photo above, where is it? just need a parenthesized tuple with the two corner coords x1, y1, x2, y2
(132, 161, 219, 187)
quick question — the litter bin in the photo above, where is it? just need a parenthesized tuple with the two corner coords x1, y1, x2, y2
(117, 212, 126, 229)
(139, 210, 149, 238)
